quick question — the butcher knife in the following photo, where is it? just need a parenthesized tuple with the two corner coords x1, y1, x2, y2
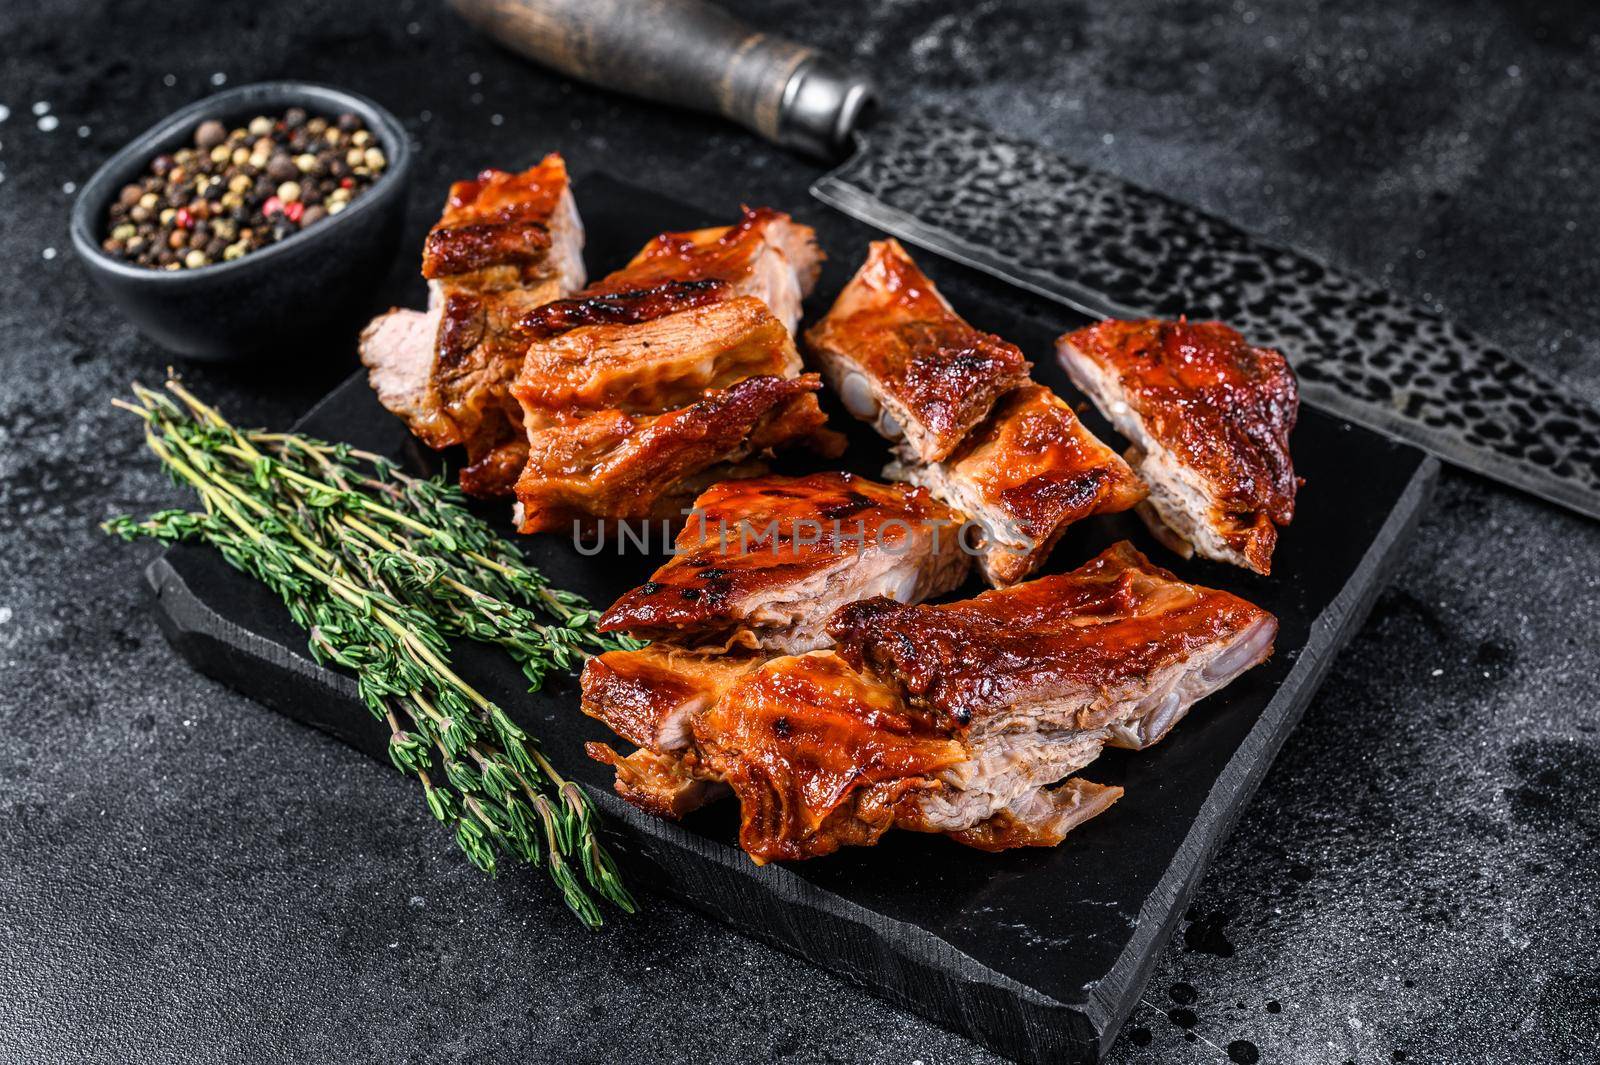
(450, 0, 1600, 521)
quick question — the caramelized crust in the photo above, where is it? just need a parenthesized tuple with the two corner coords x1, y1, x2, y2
(830, 541, 1275, 730)
(890, 384, 1146, 585)
(580, 645, 763, 752)
(511, 296, 802, 424)
(514, 205, 820, 341)
(361, 156, 584, 498)
(581, 645, 1122, 862)
(513, 374, 842, 533)
(520, 206, 821, 342)
(691, 652, 966, 862)
(600, 207, 822, 299)
(422, 157, 570, 282)
(1057, 319, 1299, 573)
(806, 239, 1032, 462)
(517, 279, 732, 339)
(598, 472, 970, 652)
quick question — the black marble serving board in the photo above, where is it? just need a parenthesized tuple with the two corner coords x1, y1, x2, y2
(145, 174, 1437, 1065)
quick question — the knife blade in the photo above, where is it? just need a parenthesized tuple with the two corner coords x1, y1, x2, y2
(452, 0, 1600, 521)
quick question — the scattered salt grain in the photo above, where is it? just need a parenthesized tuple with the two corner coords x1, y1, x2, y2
(62, 181, 76, 194)
(32, 101, 49, 116)
(1431, 668, 1443, 677)
(0, 606, 12, 624)
(468, 71, 483, 85)
(406, 20, 421, 35)
(418, 109, 432, 123)
(41, 247, 56, 260)
(470, 92, 483, 105)
(210, 71, 227, 86)
(1102, 132, 1115, 145)
(163, 73, 176, 87)
(490, 113, 504, 126)
(77, 125, 90, 138)
(0, 104, 11, 123)
(37, 115, 59, 132)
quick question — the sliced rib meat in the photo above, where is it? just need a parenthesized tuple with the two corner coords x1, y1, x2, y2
(511, 296, 802, 428)
(598, 471, 971, 653)
(888, 384, 1146, 586)
(580, 644, 764, 752)
(360, 156, 585, 496)
(421, 155, 585, 293)
(690, 651, 967, 861)
(1057, 319, 1299, 574)
(521, 206, 821, 340)
(580, 647, 1121, 863)
(511, 374, 841, 533)
(805, 239, 1032, 463)
(829, 540, 1277, 747)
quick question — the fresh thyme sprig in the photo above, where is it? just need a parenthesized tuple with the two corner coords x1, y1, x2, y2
(105, 380, 638, 928)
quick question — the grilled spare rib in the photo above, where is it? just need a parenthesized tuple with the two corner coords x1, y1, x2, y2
(598, 472, 971, 653)
(519, 206, 822, 341)
(582, 544, 1272, 862)
(806, 239, 1033, 463)
(1057, 319, 1299, 574)
(830, 541, 1278, 753)
(583, 647, 1122, 862)
(888, 384, 1146, 586)
(579, 643, 762, 754)
(512, 296, 801, 428)
(512, 374, 840, 533)
(360, 156, 585, 496)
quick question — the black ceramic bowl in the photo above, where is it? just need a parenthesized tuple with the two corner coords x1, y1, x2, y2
(70, 82, 412, 361)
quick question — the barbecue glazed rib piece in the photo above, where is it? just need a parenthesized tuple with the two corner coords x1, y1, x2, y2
(520, 206, 821, 340)
(511, 374, 841, 533)
(598, 472, 971, 653)
(830, 541, 1277, 752)
(888, 384, 1146, 586)
(585, 651, 966, 857)
(584, 543, 1273, 863)
(361, 156, 585, 496)
(582, 648, 1121, 862)
(501, 210, 829, 518)
(1057, 319, 1299, 574)
(805, 239, 1033, 463)
(511, 296, 802, 427)
(580, 644, 763, 753)
(421, 156, 585, 293)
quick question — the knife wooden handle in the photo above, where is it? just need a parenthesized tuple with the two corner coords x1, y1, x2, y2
(449, 0, 873, 157)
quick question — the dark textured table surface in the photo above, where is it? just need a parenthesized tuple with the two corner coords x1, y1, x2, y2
(3, 2, 1597, 1063)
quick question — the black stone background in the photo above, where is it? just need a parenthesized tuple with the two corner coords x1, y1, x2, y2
(2, 1, 1597, 1062)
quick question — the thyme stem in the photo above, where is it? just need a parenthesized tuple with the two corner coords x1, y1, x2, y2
(106, 379, 637, 927)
